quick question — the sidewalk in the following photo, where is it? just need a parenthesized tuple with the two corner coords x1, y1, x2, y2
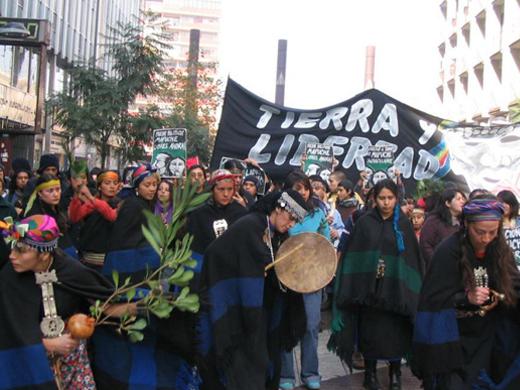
(287, 310, 422, 389)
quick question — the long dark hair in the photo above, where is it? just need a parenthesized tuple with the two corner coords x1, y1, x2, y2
(431, 188, 464, 225)
(458, 223, 518, 307)
(9, 169, 31, 194)
(283, 170, 317, 213)
(497, 190, 519, 220)
(373, 179, 405, 253)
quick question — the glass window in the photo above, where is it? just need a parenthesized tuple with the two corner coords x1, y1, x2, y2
(28, 49, 39, 94)
(0, 46, 13, 85)
(12, 47, 30, 92)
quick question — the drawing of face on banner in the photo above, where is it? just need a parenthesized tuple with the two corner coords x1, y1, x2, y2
(169, 157, 186, 178)
(153, 153, 171, 178)
(372, 170, 388, 185)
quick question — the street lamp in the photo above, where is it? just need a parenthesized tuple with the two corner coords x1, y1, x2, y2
(0, 22, 30, 38)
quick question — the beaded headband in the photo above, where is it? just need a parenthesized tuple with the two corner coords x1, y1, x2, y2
(277, 192, 307, 222)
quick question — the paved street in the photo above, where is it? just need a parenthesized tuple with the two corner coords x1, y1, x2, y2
(287, 310, 422, 390)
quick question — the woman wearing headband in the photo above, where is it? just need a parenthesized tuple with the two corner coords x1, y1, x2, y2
(330, 179, 423, 390)
(68, 170, 121, 270)
(279, 171, 331, 390)
(413, 196, 520, 389)
(197, 190, 309, 390)
(0, 215, 114, 389)
(91, 163, 200, 389)
(24, 174, 78, 259)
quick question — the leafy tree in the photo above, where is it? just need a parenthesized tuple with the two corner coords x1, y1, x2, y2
(47, 14, 169, 168)
(159, 61, 223, 164)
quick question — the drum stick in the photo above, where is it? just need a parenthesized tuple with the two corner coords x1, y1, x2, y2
(265, 244, 304, 271)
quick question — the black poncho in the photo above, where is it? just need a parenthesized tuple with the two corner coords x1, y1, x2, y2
(93, 193, 200, 390)
(0, 250, 113, 389)
(412, 233, 520, 389)
(329, 207, 423, 365)
(198, 211, 306, 390)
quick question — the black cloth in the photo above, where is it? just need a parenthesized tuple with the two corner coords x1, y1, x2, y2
(198, 211, 306, 390)
(93, 193, 200, 389)
(0, 250, 113, 389)
(329, 207, 423, 365)
(0, 195, 17, 221)
(107, 194, 153, 251)
(78, 197, 119, 254)
(412, 233, 520, 389)
(187, 199, 247, 255)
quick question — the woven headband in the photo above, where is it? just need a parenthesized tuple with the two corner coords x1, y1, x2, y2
(463, 199, 504, 222)
(277, 192, 307, 222)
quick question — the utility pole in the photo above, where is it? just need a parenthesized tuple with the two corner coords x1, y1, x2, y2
(186, 28, 200, 121)
(364, 45, 376, 90)
(275, 39, 287, 105)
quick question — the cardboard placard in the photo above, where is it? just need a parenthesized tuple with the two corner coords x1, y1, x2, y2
(366, 145, 395, 185)
(303, 143, 333, 182)
(152, 128, 187, 178)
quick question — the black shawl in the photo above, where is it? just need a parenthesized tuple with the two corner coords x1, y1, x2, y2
(0, 250, 113, 389)
(329, 207, 423, 365)
(412, 233, 520, 389)
(198, 211, 306, 390)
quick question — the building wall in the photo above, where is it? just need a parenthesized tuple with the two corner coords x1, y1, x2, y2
(132, 0, 221, 115)
(0, 0, 142, 170)
(437, 0, 520, 123)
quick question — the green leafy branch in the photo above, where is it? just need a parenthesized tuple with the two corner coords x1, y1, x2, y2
(90, 180, 209, 341)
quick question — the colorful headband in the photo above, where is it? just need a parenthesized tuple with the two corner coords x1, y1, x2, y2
(24, 179, 61, 216)
(131, 164, 157, 188)
(277, 191, 308, 222)
(463, 198, 504, 222)
(97, 171, 120, 186)
(1, 215, 60, 252)
(209, 169, 236, 187)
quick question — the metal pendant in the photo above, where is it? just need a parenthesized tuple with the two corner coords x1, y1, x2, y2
(40, 316, 65, 338)
(213, 219, 228, 238)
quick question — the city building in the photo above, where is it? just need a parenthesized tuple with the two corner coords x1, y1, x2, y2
(0, 0, 142, 171)
(437, 0, 520, 123)
(132, 0, 221, 122)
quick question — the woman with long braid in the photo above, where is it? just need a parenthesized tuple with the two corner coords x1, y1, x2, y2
(329, 179, 423, 390)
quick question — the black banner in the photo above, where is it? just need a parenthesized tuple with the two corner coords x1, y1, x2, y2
(211, 78, 466, 193)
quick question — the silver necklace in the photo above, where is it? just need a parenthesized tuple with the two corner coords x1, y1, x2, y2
(35, 268, 65, 338)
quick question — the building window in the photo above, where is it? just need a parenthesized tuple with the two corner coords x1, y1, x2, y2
(474, 62, 484, 88)
(493, 0, 504, 25)
(476, 10, 486, 36)
(437, 86, 444, 102)
(449, 33, 457, 48)
(490, 51, 502, 81)
(447, 79, 455, 97)
(440, 1, 447, 19)
(462, 23, 470, 46)
(439, 42, 446, 57)
(510, 39, 520, 72)
(459, 71, 468, 94)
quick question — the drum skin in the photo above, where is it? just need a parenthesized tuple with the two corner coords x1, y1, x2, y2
(274, 232, 337, 293)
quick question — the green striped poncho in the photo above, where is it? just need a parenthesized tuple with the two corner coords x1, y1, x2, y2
(328, 207, 424, 365)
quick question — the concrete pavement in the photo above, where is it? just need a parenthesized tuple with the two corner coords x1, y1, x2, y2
(286, 309, 422, 390)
